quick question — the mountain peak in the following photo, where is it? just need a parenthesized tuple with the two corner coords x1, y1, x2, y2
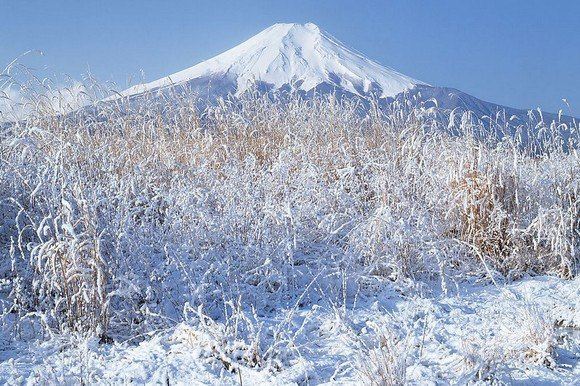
(118, 23, 425, 99)
(252, 22, 321, 39)
(268, 22, 320, 30)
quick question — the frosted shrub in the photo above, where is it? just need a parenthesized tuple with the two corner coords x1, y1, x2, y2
(356, 319, 409, 386)
(459, 297, 556, 383)
(0, 79, 578, 340)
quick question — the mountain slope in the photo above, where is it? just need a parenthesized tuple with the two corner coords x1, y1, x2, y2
(117, 23, 425, 100)
(115, 22, 576, 134)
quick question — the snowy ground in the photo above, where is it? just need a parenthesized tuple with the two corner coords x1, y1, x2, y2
(1, 276, 577, 385)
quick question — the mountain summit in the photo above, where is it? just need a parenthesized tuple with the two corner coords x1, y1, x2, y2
(119, 23, 425, 99)
(115, 23, 575, 137)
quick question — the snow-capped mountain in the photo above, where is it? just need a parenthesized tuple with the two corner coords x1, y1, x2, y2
(116, 22, 575, 131)
(117, 22, 424, 100)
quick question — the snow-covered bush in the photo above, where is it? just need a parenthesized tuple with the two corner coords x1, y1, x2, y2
(458, 295, 558, 384)
(356, 319, 410, 386)
(0, 79, 578, 343)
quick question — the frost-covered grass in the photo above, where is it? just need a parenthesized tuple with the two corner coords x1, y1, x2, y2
(0, 81, 578, 384)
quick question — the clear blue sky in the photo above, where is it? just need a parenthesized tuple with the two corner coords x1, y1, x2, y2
(2, 0, 578, 113)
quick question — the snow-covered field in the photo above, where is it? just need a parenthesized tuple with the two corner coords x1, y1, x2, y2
(0, 78, 578, 385)
(1, 276, 578, 384)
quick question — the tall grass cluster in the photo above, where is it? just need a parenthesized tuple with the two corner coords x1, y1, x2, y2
(0, 81, 578, 343)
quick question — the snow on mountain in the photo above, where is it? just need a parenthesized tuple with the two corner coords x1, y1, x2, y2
(113, 22, 576, 136)
(118, 23, 426, 99)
